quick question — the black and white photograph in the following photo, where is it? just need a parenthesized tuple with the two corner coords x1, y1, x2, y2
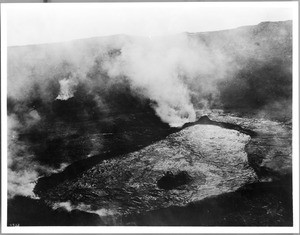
(1, 1, 299, 233)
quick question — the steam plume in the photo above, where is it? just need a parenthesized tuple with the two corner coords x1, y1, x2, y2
(103, 35, 217, 126)
(6, 21, 292, 197)
(56, 77, 79, 100)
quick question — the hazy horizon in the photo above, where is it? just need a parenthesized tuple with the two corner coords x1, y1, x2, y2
(2, 2, 295, 46)
(7, 19, 293, 48)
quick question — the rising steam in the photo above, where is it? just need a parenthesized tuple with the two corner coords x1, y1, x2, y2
(6, 21, 292, 197)
(8, 114, 44, 198)
(103, 35, 216, 126)
(56, 77, 79, 100)
(52, 201, 117, 225)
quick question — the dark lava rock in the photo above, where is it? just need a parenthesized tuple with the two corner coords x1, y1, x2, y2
(196, 115, 213, 124)
(8, 196, 104, 226)
(206, 110, 292, 180)
(124, 176, 293, 226)
(157, 171, 192, 190)
(39, 124, 257, 219)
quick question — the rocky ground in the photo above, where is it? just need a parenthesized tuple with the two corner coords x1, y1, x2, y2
(30, 110, 292, 226)
(205, 110, 292, 180)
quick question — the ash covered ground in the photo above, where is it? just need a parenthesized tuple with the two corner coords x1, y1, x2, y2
(7, 21, 293, 226)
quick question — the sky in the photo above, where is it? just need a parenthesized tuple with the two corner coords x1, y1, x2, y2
(2, 2, 295, 46)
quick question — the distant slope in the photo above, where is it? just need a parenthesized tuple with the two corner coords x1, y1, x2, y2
(188, 21, 292, 114)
